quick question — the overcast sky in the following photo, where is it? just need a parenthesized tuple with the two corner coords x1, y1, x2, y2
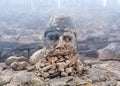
(0, 0, 120, 10)
(0, 0, 120, 18)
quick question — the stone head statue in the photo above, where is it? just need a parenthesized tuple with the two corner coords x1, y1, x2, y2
(44, 16, 77, 55)
(30, 16, 78, 64)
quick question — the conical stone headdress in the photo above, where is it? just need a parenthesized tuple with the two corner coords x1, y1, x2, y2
(44, 16, 76, 37)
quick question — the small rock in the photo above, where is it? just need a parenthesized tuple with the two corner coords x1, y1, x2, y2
(10, 61, 27, 70)
(61, 72, 68, 77)
(42, 64, 55, 72)
(51, 64, 56, 70)
(59, 57, 65, 62)
(68, 57, 77, 67)
(58, 56, 64, 59)
(65, 67, 73, 74)
(10, 62, 18, 70)
(47, 71, 61, 79)
(31, 77, 44, 83)
(17, 61, 28, 70)
(48, 69, 55, 74)
(40, 62, 45, 68)
(66, 60, 71, 65)
(43, 72, 49, 78)
(27, 66, 36, 72)
(5, 56, 18, 66)
(45, 62, 51, 66)
(58, 67, 64, 72)
(57, 62, 66, 68)
(47, 57, 58, 63)
(5, 56, 27, 66)
(92, 76, 101, 82)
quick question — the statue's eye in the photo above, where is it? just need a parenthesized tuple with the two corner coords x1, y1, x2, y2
(63, 36, 72, 42)
(49, 35, 59, 41)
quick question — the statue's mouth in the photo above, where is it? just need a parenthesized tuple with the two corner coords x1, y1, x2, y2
(47, 48, 76, 56)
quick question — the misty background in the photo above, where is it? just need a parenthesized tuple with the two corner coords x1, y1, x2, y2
(0, 0, 120, 43)
(0, 0, 120, 61)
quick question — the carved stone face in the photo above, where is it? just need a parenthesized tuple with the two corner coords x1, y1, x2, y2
(33, 16, 87, 78)
(44, 30, 77, 55)
(43, 16, 77, 56)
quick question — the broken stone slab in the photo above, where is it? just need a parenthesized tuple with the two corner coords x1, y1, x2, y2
(48, 76, 73, 86)
(98, 43, 120, 61)
(87, 64, 109, 83)
(88, 61, 120, 83)
(48, 76, 93, 86)
(12, 71, 36, 84)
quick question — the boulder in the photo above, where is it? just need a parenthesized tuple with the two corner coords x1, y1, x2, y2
(5, 56, 27, 66)
(12, 71, 36, 85)
(98, 43, 120, 61)
(29, 48, 46, 64)
(87, 61, 120, 83)
(10, 61, 28, 70)
(5, 56, 18, 66)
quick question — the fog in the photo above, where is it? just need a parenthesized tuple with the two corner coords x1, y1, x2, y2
(0, 0, 120, 60)
(0, 0, 120, 43)
(0, 0, 120, 12)
(1, 0, 120, 19)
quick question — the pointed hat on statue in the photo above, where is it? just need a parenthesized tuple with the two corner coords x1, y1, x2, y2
(45, 16, 76, 36)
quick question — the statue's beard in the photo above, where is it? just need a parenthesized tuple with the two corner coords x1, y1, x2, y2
(46, 46, 77, 56)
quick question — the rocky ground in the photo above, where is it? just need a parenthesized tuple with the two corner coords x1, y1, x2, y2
(0, 59, 120, 86)
(0, 35, 120, 86)
(0, 9, 120, 86)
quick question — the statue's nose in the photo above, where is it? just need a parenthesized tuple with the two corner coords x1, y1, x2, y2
(55, 43, 65, 49)
(55, 36, 65, 49)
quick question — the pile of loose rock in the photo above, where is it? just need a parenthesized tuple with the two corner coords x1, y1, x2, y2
(35, 53, 87, 79)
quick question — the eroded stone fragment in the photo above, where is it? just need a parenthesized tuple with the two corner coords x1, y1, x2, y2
(98, 43, 120, 61)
